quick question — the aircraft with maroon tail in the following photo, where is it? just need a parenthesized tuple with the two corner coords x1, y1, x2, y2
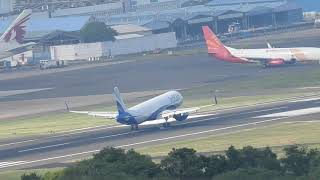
(0, 9, 35, 60)
(202, 26, 320, 68)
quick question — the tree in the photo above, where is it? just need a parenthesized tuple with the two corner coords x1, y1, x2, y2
(80, 21, 117, 43)
(281, 145, 317, 176)
(225, 146, 241, 170)
(225, 146, 281, 172)
(57, 147, 162, 180)
(160, 148, 206, 179)
(240, 146, 281, 171)
(203, 154, 228, 177)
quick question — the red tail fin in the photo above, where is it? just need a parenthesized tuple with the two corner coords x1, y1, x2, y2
(202, 26, 248, 64)
(202, 26, 228, 54)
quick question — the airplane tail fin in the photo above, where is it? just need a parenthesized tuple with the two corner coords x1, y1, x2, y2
(202, 26, 229, 54)
(113, 87, 128, 114)
(0, 9, 32, 44)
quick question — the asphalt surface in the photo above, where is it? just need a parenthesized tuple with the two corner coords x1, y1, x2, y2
(0, 95, 320, 171)
(1, 54, 319, 119)
(0, 54, 319, 102)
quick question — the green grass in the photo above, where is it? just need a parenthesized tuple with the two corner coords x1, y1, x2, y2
(0, 168, 61, 180)
(0, 91, 311, 140)
(0, 113, 117, 139)
(136, 122, 320, 157)
(224, 69, 320, 90)
(2, 64, 320, 140)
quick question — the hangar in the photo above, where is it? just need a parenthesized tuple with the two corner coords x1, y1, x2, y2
(181, 1, 303, 39)
(106, 0, 303, 40)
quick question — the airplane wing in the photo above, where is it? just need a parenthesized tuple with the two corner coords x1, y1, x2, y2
(65, 103, 118, 119)
(161, 104, 216, 119)
(5, 42, 36, 54)
(161, 107, 200, 118)
(0, 42, 36, 60)
(69, 110, 118, 119)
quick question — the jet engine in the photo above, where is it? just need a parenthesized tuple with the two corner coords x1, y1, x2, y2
(267, 58, 285, 66)
(173, 112, 189, 121)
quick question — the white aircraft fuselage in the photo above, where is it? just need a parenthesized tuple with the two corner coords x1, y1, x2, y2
(228, 47, 320, 63)
(117, 91, 183, 125)
(202, 26, 320, 67)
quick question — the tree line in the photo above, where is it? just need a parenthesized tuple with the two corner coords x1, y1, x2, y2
(22, 145, 320, 180)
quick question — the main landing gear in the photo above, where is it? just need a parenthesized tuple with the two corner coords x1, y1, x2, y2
(162, 117, 171, 128)
(131, 124, 139, 131)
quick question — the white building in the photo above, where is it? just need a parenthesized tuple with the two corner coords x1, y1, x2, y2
(0, 0, 15, 14)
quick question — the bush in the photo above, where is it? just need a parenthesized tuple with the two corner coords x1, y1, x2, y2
(21, 172, 42, 180)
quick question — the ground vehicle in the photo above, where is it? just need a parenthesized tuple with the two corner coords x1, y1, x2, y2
(39, 60, 67, 70)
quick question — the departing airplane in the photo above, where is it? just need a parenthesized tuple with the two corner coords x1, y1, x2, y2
(67, 87, 216, 130)
(202, 26, 320, 68)
(0, 9, 35, 60)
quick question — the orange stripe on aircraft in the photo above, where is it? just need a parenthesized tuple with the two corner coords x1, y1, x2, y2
(290, 49, 306, 61)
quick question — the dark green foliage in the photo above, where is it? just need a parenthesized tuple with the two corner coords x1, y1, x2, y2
(21, 173, 42, 180)
(240, 146, 281, 171)
(160, 148, 206, 179)
(225, 146, 281, 171)
(281, 145, 320, 176)
(225, 146, 241, 170)
(212, 168, 293, 180)
(42, 147, 163, 180)
(307, 166, 320, 180)
(80, 21, 117, 43)
(202, 154, 228, 177)
(22, 145, 320, 180)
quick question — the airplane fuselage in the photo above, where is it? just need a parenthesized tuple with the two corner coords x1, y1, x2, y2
(116, 91, 183, 125)
(228, 47, 320, 63)
(202, 26, 320, 67)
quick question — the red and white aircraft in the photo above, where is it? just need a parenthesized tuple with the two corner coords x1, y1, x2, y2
(0, 9, 35, 60)
(202, 26, 320, 67)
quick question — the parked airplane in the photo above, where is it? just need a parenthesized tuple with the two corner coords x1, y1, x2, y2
(0, 9, 35, 60)
(67, 87, 216, 130)
(202, 26, 320, 68)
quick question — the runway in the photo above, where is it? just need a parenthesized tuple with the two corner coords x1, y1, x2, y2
(0, 54, 318, 102)
(0, 95, 320, 171)
(0, 53, 319, 119)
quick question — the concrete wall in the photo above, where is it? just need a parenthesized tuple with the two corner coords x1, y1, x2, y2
(51, 42, 104, 61)
(50, 32, 177, 61)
